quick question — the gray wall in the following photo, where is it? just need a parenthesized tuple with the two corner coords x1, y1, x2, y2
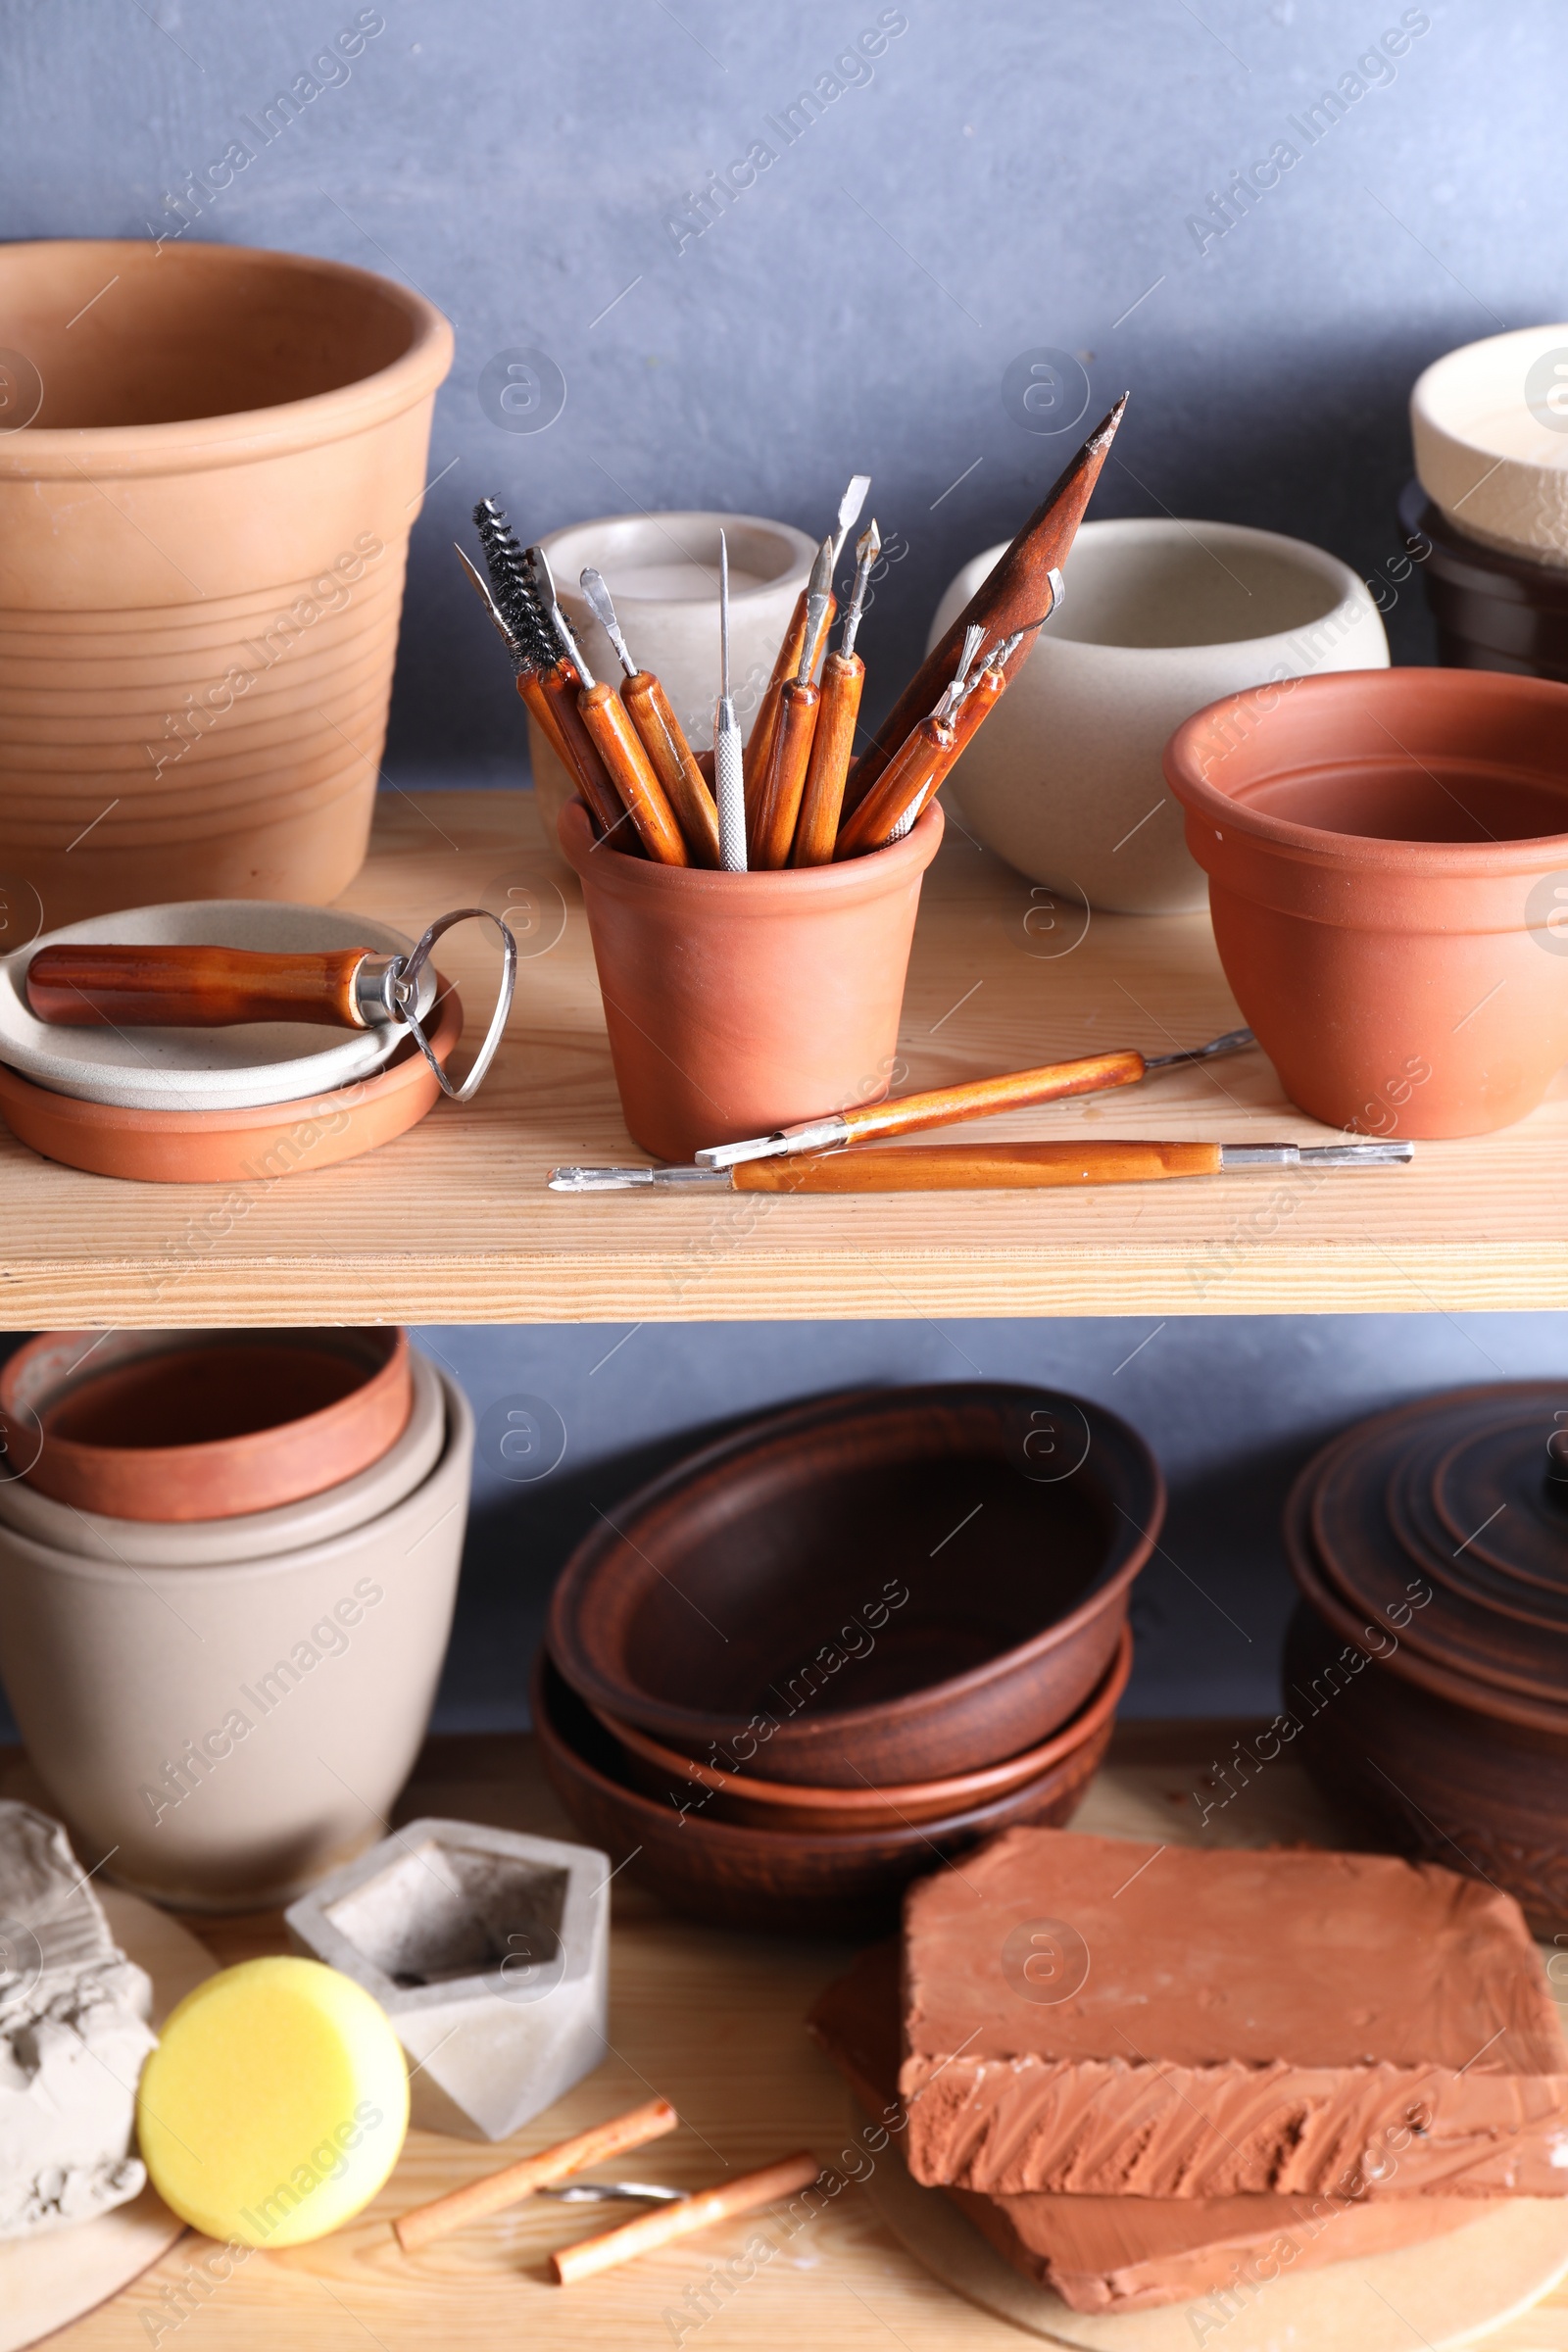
(5, 0, 1564, 1732)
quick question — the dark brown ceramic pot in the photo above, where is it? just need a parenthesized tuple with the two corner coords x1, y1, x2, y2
(1398, 480, 1568, 686)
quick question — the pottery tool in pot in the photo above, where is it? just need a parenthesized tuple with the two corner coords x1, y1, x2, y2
(25, 907, 517, 1102)
(579, 566, 722, 867)
(529, 545, 690, 865)
(838, 626, 1024, 857)
(713, 530, 747, 872)
(550, 1140, 1413, 1191)
(696, 1026, 1256, 1167)
(394, 2095, 678, 2252)
(747, 552, 833, 868)
(793, 518, 879, 868)
(744, 473, 867, 793)
(466, 504, 630, 846)
(551, 2149, 821, 2284)
(840, 396, 1124, 822)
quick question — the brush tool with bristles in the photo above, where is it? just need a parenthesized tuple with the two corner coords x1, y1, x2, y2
(466, 502, 629, 844)
(792, 518, 879, 867)
(580, 567, 721, 867)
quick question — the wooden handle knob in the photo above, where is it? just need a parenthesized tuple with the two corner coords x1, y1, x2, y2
(24, 944, 370, 1029)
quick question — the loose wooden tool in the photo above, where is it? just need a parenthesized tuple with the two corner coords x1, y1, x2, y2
(551, 2148, 820, 2286)
(528, 546, 690, 866)
(393, 2095, 678, 2254)
(839, 629, 1019, 857)
(580, 567, 722, 867)
(26, 943, 382, 1029)
(743, 516, 843, 795)
(549, 1140, 1414, 1192)
(840, 394, 1127, 819)
(793, 519, 879, 868)
(696, 1028, 1255, 1167)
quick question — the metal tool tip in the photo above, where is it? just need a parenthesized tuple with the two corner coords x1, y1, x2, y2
(855, 517, 881, 564)
(838, 472, 871, 530)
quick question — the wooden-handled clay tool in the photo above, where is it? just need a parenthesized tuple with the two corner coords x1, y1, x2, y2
(747, 565, 832, 868)
(580, 566, 722, 867)
(550, 1141, 1413, 1191)
(840, 396, 1126, 821)
(394, 2095, 678, 2254)
(713, 530, 747, 871)
(743, 532, 834, 837)
(28, 909, 519, 1102)
(840, 627, 1022, 857)
(551, 2149, 820, 2285)
(695, 1027, 1256, 1167)
(528, 546, 690, 866)
(466, 505, 631, 847)
(792, 519, 879, 868)
(743, 472, 865, 794)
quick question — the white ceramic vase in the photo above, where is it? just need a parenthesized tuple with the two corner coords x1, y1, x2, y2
(0, 1361, 472, 1911)
(927, 517, 1389, 914)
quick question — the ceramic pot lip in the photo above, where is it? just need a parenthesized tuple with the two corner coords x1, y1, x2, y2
(1165, 666, 1568, 874)
(537, 511, 816, 607)
(532, 1652, 1108, 1860)
(0, 239, 454, 479)
(559, 795, 944, 904)
(0, 1366, 472, 1587)
(592, 1621, 1134, 1814)
(547, 1380, 1163, 1754)
(1411, 323, 1568, 452)
(1396, 482, 1568, 606)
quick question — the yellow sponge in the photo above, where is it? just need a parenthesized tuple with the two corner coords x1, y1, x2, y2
(136, 1956, 409, 2247)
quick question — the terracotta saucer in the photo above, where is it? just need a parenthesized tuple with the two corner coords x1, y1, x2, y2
(0, 976, 461, 1182)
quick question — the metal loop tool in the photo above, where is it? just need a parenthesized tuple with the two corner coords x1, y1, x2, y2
(361, 906, 517, 1103)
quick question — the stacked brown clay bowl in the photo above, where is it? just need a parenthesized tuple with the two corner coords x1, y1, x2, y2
(1283, 1381, 1568, 1933)
(536, 1382, 1160, 1936)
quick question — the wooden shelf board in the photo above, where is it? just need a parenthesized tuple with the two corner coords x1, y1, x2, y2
(4, 788, 1566, 1326)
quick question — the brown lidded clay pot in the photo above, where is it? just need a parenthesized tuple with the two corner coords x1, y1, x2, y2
(559, 796, 943, 1163)
(2, 1327, 411, 1521)
(1164, 668, 1568, 1137)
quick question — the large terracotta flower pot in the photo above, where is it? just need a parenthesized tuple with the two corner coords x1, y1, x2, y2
(559, 797, 944, 1162)
(0, 239, 453, 925)
(1164, 668, 1568, 1137)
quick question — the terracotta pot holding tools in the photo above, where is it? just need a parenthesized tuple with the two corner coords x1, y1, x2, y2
(1398, 481, 1568, 686)
(560, 796, 944, 1163)
(1410, 323, 1568, 566)
(0, 239, 453, 924)
(1164, 667, 1568, 1137)
(2, 1327, 411, 1520)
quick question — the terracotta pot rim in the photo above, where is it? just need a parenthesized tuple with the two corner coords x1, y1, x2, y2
(558, 794, 945, 901)
(547, 1380, 1163, 1752)
(0, 239, 454, 480)
(1167, 668, 1568, 874)
(593, 1621, 1134, 1813)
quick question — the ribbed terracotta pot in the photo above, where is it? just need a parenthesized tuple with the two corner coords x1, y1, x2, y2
(559, 798, 944, 1161)
(0, 239, 453, 925)
(1165, 668, 1568, 1137)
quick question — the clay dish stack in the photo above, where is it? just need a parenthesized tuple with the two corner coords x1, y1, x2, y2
(1282, 1380, 1568, 1932)
(536, 1383, 1161, 1934)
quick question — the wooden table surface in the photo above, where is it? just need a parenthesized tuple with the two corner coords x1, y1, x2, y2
(6, 1723, 1565, 2351)
(4, 788, 1568, 1326)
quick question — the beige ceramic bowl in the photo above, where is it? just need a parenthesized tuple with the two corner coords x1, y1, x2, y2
(0, 1369, 473, 1910)
(927, 518, 1388, 913)
(1411, 325, 1568, 566)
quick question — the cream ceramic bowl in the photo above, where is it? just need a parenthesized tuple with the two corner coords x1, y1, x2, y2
(1411, 324, 1568, 566)
(0, 1369, 473, 1911)
(927, 518, 1389, 913)
(0, 900, 434, 1110)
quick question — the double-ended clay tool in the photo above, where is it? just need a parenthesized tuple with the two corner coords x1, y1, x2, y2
(744, 472, 869, 797)
(793, 518, 880, 868)
(550, 1140, 1414, 1193)
(579, 566, 722, 866)
(713, 529, 746, 872)
(394, 2095, 677, 2253)
(748, 536, 833, 868)
(698, 1027, 1256, 1167)
(25, 907, 518, 1103)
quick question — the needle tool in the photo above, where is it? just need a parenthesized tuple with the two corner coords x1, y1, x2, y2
(713, 529, 747, 872)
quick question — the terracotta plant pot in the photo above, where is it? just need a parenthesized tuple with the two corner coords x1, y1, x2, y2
(1398, 481, 1568, 687)
(4, 1327, 411, 1521)
(1410, 323, 1568, 566)
(560, 798, 944, 1162)
(0, 1369, 473, 1910)
(927, 519, 1388, 914)
(1164, 668, 1568, 1137)
(0, 239, 453, 924)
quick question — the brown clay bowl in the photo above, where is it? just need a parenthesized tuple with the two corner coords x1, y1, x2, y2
(595, 1621, 1133, 1832)
(531, 1652, 1113, 1937)
(546, 1383, 1162, 1788)
(3, 1326, 412, 1522)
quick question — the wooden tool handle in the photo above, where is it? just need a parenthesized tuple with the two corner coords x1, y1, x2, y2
(749, 679, 819, 868)
(841, 1050, 1148, 1144)
(743, 588, 837, 795)
(394, 2096, 678, 2254)
(840, 662, 1009, 856)
(622, 672, 721, 867)
(792, 652, 863, 867)
(733, 1141, 1224, 1191)
(580, 684, 691, 865)
(834, 716, 954, 858)
(529, 667, 630, 844)
(551, 2149, 820, 2286)
(24, 943, 370, 1029)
